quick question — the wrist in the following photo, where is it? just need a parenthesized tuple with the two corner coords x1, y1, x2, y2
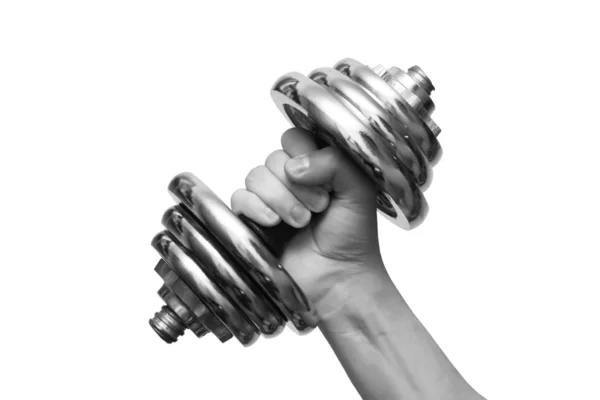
(314, 260, 397, 324)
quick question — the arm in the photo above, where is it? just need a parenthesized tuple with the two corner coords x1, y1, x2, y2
(317, 268, 485, 400)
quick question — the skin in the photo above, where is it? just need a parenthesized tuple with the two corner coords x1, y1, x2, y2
(231, 127, 486, 400)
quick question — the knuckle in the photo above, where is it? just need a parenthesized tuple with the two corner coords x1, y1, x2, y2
(230, 188, 246, 210)
(281, 127, 309, 150)
(244, 166, 266, 188)
(265, 149, 286, 169)
(281, 127, 298, 143)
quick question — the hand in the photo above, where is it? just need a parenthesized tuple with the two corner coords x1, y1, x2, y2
(231, 129, 486, 400)
(231, 127, 388, 312)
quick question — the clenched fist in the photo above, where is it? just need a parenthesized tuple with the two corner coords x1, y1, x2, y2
(230, 127, 388, 316)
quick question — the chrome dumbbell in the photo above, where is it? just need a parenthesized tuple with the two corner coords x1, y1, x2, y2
(149, 58, 443, 346)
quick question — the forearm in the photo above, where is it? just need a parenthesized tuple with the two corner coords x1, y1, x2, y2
(317, 268, 485, 400)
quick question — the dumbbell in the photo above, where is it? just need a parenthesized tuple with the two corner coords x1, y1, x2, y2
(149, 58, 443, 346)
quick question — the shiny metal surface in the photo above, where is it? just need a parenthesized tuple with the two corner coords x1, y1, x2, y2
(372, 64, 441, 137)
(168, 173, 318, 332)
(152, 260, 233, 342)
(149, 58, 443, 345)
(339, 59, 442, 166)
(152, 231, 260, 345)
(271, 58, 441, 229)
(162, 205, 285, 336)
(312, 67, 433, 192)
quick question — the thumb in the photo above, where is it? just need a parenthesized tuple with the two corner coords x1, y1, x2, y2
(284, 146, 376, 208)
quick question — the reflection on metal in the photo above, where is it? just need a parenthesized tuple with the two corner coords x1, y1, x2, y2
(149, 59, 442, 345)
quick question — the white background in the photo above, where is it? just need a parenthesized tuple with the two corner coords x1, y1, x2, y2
(1, 1, 598, 399)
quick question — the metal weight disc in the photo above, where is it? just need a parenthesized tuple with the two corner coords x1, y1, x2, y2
(151, 231, 260, 346)
(333, 58, 442, 166)
(308, 67, 433, 190)
(168, 172, 319, 333)
(155, 261, 223, 339)
(162, 205, 286, 336)
(271, 72, 428, 229)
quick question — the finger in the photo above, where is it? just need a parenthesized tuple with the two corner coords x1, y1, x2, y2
(265, 149, 329, 213)
(230, 188, 281, 227)
(281, 127, 320, 157)
(245, 165, 312, 228)
(281, 127, 332, 192)
(284, 146, 375, 206)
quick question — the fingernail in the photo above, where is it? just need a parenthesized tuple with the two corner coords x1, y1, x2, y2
(291, 205, 310, 225)
(264, 207, 279, 223)
(287, 155, 310, 176)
